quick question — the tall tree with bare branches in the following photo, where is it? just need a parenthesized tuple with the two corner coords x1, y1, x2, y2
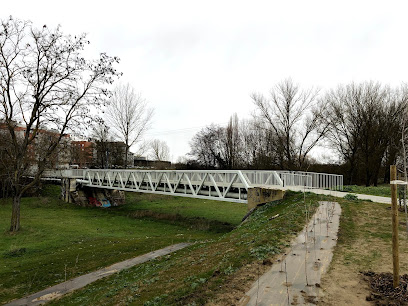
(189, 116, 244, 169)
(91, 120, 113, 168)
(252, 79, 329, 170)
(149, 139, 170, 162)
(324, 82, 407, 185)
(0, 17, 120, 232)
(106, 83, 153, 168)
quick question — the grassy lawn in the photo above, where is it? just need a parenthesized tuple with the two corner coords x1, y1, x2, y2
(48, 191, 322, 305)
(124, 192, 246, 226)
(320, 196, 408, 305)
(5, 185, 401, 305)
(0, 185, 247, 304)
(343, 184, 391, 197)
(3, 184, 401, 305)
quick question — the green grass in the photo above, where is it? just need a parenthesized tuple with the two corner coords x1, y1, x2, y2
(49, 191, 322, 305)
(307, 195, 408, 304)
(333, 197, 408, 270)
(124, 192, 246, 226)
(342, 184, 391, 197)
(0, 185, 247, 304)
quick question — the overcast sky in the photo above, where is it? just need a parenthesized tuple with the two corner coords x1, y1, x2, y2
(4, 1, 408, 162)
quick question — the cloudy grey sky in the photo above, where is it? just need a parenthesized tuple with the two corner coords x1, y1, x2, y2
(4, 0, 408, 161)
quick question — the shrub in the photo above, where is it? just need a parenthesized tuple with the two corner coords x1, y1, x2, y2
(344, 194, 358, 201)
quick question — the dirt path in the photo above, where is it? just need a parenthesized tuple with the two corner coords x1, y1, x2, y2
(239, 201, 341, 305)
(5, 243, 191, 306)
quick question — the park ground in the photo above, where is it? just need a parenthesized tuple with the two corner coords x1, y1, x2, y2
(321, 192, 408, 305)
(342, 184, 391, 197)
(0, 184, 407, 305)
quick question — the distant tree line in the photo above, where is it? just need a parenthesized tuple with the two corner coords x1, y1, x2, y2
(184, 79, 408, 186)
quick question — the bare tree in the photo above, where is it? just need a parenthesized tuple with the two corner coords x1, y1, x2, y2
(106, 83, 153, 168)
(91, 120, 112, 168)
(384, 86, 408, 183)
(149, 139, 170, 161)
(223, 113, 242, 169)
(189, 115, 244, 169)
(324, 82, 407, 185)
(323, 84, 363, 184)
(252, 79, 328, 170)
(189, 124, 224, 168)
(240, 118, 280, 169)
(0, 17, 120, 232)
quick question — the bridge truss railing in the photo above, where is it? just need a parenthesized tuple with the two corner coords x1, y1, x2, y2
(42, 169, 85, 178)
(238, 170, 342, 191)
(80, 169, 343, 203)
(84, 170, 252, 203)
(275, 171, 343, 191)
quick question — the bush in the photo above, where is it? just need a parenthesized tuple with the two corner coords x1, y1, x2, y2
(344, 193, 358, 201)
(342, 186, 354, 192)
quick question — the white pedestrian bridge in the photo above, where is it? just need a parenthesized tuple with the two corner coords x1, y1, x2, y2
(43, 169, 343, 204)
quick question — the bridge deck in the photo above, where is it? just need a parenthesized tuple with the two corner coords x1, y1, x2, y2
(44, 169, 343, 204)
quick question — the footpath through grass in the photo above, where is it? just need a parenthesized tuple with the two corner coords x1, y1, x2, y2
(0, 185, 246, 304)
(50, 191, 321, 305)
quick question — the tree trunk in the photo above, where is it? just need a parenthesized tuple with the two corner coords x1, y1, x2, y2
(10, 194, 21, 232)
(124, 142, 128, 168)
(347, 161, 355, 185)
(366, 168, 372, 187)
(372, 155, 384, 186)
(373, 169, 379, 187)
(384, 164, 391, 184)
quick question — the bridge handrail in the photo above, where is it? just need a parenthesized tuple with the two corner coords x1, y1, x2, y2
(275, 170, 343, 191)
(83, 169, 251, 188)
(42, 169, 85, 178)
(41, 169, 343, 191)
(80, 169, 343, 191)
(82, 169, 252, 203)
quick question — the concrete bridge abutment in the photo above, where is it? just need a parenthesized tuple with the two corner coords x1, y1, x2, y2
(247, 187, 285, 211)
(61, 178, 76, 203)
(61, 179, 125, 207)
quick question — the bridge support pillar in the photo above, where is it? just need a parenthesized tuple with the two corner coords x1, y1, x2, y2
(62, 178, 77, 203)
(247, 187, 285, 211)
